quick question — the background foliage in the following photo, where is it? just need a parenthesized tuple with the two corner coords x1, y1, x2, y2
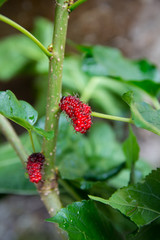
(1, 15, 160, 240)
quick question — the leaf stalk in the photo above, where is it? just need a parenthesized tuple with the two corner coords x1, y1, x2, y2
(68, 0, 87, 12)
(28, 130, 36, 153)
(91, 111, 133, 123)
(0, 14, 52, 58)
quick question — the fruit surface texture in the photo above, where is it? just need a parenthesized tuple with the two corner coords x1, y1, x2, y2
(26, 153, 45, 183)
(60, 96, 92, 134)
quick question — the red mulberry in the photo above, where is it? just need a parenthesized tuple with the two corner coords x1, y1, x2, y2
(59, 95, 92, 134)
(26, 153, 45, 183)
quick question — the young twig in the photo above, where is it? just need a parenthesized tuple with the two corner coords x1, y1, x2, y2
(68, 0, 87, 12)
(0, 14, 52, 58)
(0, 115, 27, 166)
(91, 111, 133, 123)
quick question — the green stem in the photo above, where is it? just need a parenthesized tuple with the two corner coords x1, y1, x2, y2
(0, 115, 27, 166)
(37, 2, 69, 238)
(0, 14, 52, 58)
(91, 111, 133, 123)
(40, 2, 69, 238)
(43, 0, 69, 179)
(59, 179, 82, 201)
(28, 130, 35, 153)
(69, 0, 87, 12)
(152, 96, 160, 110)
(129, 162, 135, 185)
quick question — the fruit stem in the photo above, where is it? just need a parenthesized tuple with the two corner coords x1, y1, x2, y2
(0, 115, 27, 166)
(91, 111, 133, 123)
(0, 14, 52, 58)
(29, 130, 36, 153)
(68, 0, 87, 12)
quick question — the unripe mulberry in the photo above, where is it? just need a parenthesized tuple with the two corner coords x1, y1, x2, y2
(26, 153, 45, 183)
(59, 95, 92, 134)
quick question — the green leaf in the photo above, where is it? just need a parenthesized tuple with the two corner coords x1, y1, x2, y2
(33, 126, 54, 140)
(62, 56, 128, 116)
(0, 90, 53, 139)
(83, 46, 159, 81)
(122, 91, 134, 105)
(0, 18, 53, 80)
(82, 46, 160, 96)
(63, 56, 89, 92)
(133, 102, 160, 135)
(0, 162, 36, 194)
(127, 220, 160, 240)
(81, 76, 128, 115)
(0, 35, 44, 81)
(127, 80, 160, 96)
(90, 168, 160, 227)
(58, 152, 88, 180)
(84, 162, 125, 181)
(0, 36, 29, 80)
(0, 133, 41, 194)
(47, 200, 121, 240)
(33, 17, 53, 47)
(56, 114, 88, 179)
(0, 17, 53, 80)
(0, 90, 38, 129)
(56, 116, 126, 180)
(108, 159, 151, 189)
(0, 0, 7, 7)
(88, 122, 125, 171)
(56, 116, 149, 186)
(123, 126, 140, 168)
(123, 91, 160, 136)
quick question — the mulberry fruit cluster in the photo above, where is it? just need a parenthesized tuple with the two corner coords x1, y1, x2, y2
(59, 95, 92, 134)
(26, 153, 45, 183)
